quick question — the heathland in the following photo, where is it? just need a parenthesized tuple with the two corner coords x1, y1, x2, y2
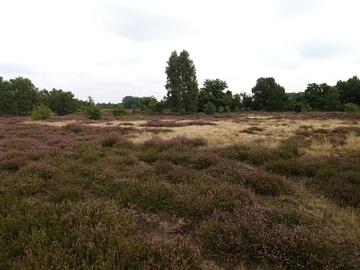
(1, 111, 359, 269)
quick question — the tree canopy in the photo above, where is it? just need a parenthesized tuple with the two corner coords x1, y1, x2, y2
(198, 79, 233, 112)
(165, 50, 199, 113)
(251, 77, 288, 111)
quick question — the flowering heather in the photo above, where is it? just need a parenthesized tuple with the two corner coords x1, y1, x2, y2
(0, 113, 359, 269)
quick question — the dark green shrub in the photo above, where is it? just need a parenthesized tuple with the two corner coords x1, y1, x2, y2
(112, 105, 128, 117)
(86, 105, 103, 120)
(204, 102, 216, 115)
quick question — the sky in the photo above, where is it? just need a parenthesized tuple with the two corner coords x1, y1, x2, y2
(0, 0, 359, 103)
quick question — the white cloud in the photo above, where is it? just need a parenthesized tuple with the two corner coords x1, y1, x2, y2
(0, 0, 359, 103)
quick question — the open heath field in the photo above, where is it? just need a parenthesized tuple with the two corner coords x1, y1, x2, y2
(1, 111, 360, 269)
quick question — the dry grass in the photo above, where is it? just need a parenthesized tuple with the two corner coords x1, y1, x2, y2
(23, 114, 360, 151)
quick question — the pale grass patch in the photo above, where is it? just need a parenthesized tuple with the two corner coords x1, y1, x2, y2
(298, 193, 360, 242)
(283, 177, 360, 244)
(23, 120, 77, 127)
(131, 132, 155, 144)
(129, 120, 285, 147)
(310, 138, 333, 152)
(90, 120, 148, 127)
(342, 132, 360, 151)
(296, 118, 344, 131)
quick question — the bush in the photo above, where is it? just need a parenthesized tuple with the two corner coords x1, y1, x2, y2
(86, 105, 103, 120)
(204, 102, 216, 115)
(112, 105, 127, 117)
(131, 104, 139, 114)
(344, 102, 360, 112)
(31, 105, 52, 120)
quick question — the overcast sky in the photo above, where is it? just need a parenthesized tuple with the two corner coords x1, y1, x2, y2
(1, 0, 359, 103)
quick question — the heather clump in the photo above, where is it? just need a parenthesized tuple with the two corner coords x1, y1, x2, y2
(295, 154, 324, 177)
(45, 136, 72, 147)
(241, 126, 265, 134)
(0, 150, 29, 172)
(265, 158, 299, 176)
(101, 135, 118, 147)
(206, 159, 252, 184)
(313, 158, 360, 206)
(62, 123, 84, 133)
(197, 200, 342, 269)
(212, 144, 251, 162)
(196, 199, 275, 267)
(142, 136, 207, 152)
(331, 126, 360, 135)
(279, 135, 311, 156)
(247, 144, 279, 165)
(247, 170, 287, 196)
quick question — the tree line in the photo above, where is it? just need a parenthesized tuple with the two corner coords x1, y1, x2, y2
(0, 76, 88, 117)
(164, 49, 360, 113)
(1, 50, 359, 118)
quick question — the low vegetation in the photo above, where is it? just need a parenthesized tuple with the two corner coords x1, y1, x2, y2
(1, 111, 359, 269)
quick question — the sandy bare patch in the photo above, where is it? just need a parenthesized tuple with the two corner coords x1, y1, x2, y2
(23, 120, 78, 127)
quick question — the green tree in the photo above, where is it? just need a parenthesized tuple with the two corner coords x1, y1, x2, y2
(85, 96, 102, 120)
(10, 77, 40, 116)
(231, 93, 243, 111)
(0, 77, 16, 115)
(289, 92, 312, 112)
(251, 77, 288, 111)
(39, 89, 51, 107)
(142, 96, 158, 114)
(204, 101, 217, 115)
(198, 79, 232, 112)
(303, 83, 330, 110)
(324, 86, 341, 111)
(240, 92, 253, 111)
(336, 76, 360, 105)
(48, 88, 78, 115)
(165, 50, 199, 113)
(265, 85, 288, 111)
(122, 96, 144, 109)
